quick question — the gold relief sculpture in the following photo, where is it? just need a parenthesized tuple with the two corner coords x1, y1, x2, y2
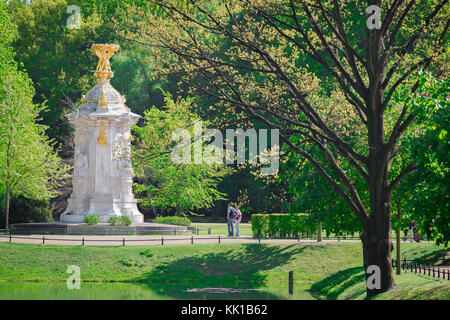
(92, 44, 119, 109)
(97, 121, 107, 147)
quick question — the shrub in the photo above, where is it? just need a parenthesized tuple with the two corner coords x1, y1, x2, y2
(107, 216, 133, 226)
(154, 216, 191, 226)
(120, 216, 132, 226)
(0, 195, 54, 227)
(251, 214, 315, 238)
(84, 214, 100, 225)
(107, 216, 120, 225)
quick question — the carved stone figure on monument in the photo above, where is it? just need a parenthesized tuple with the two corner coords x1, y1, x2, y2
(114, 133, 133, 175)
(74, 149, 88, 176)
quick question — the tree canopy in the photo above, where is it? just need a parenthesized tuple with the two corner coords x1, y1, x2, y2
(121, 0, 449, 295)
(0, 1, 70, 228)
(133, 92, 227, 216)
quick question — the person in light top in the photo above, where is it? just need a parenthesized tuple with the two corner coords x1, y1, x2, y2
(234, 206, 242, 237)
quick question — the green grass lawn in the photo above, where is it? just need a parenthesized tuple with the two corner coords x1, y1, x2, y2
(191, 223, 253, 236)
(0, 241, 447, 299)
(311, 268, 450, 300)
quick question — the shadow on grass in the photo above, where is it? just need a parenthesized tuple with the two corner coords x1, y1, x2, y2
(310, 266, 366, 300)
(135, 243, 307, 300)
(409, 249, 449, 266)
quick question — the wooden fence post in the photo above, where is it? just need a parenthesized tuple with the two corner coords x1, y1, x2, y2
(288, 271, 294, 295)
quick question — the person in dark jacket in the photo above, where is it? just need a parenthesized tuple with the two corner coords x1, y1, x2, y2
(227, 203, 235, 237)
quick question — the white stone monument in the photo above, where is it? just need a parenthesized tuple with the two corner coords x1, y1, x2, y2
(61, 44, 144, 223)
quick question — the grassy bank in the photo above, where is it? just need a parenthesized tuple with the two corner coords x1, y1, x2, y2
(0, 242, 447, 299)
(191, 223, 253, 236)
(310, 242, 450, 300)
(311, 268, 450, 300)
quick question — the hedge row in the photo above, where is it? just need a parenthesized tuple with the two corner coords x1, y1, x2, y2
(153, 216, 192, 226)
(251, 214, 316, 238)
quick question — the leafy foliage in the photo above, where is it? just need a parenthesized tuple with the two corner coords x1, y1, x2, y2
(0, 2, 70, 228)
(108, 216, 133, 226)
(133, 92, 226, 216)
(0, 195, 54, 225)
(84, 214, 100, 225)
(153, 216, 191, 226)
(396, 73, 449, 247)
(7, 0, 177, 142)
(279, 138, 363, 237)
(251, 214, 314, 239)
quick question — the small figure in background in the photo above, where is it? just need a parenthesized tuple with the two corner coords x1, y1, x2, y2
(227, 203, 235, 237)
(407, 221, 415, 242)
(413, 221, 421, 242)
(234, 206, 242, 237)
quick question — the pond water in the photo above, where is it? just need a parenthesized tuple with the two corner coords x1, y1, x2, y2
(0, 281, 317, 300)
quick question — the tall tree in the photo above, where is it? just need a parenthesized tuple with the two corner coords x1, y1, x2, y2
(0, 2, 70, 229)
(133, 93, 226, 216)
(126, 0, 449, 296)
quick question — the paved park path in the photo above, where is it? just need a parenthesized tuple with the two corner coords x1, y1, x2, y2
(0, 234, 361, 246)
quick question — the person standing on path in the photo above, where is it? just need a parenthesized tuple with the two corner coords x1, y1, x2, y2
(234, 206, 242, 237)
(407, 221, 415, 242)
(227, 203, 235, 237)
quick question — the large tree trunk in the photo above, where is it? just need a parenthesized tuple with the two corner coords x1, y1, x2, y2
(361, 233, 394, 296)
(361, 188, 395, 297)
(5, 135, 11, 230)
(363, 30, 396, 294)
(317, 222, 322, 242)
(5, 182, 10, 230)
(396, 202, 402, 275)
(362, 172, 396, 296)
